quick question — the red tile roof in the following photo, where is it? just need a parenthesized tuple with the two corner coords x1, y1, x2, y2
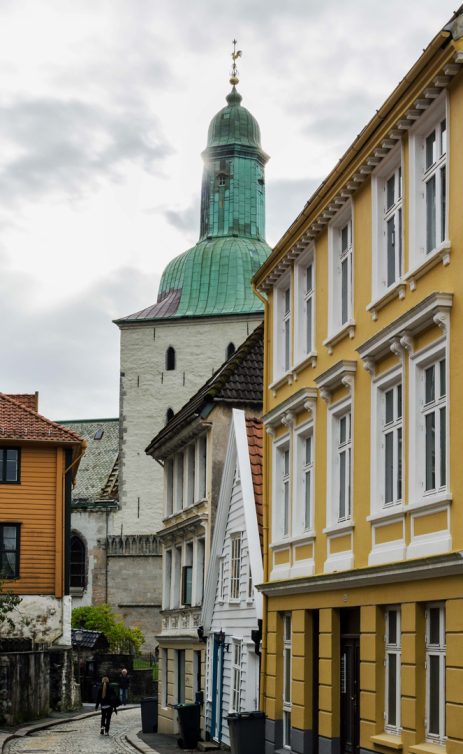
(5, 394, 38, 412)
(0, 393, 84, 445)
(245, 416, 263, 550)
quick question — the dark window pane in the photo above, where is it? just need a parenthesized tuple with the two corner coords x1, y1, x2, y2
(425, 366, 435, 404)
(5, 449, 18, 483)
(339, 451, 346, 520)
(397, 384, 403, 419)
(305, 469, 311, 529)
(388, 610, 398, 644)
(387, 217, 396, 286)
(306, 297, 312, 354)
(387, 175, 395, 210)
(397, 428, 403, 501)
(398, 208, 403, 278)
(440, 165, 446, 243)
(428, 655, 441, 735)
(439, 359, 446, 397)
(425, 413, 436, 491)
(341, 258, 348, 324)
(385, 433, 394, 504)
(340, 416, 346, 444)
(284, 647, 291, 702)
(398, 167, 402, 198)
(440, 408, 446, 487)
(305, 437, 312, 465)
(387, 654, 397, 727)
(440, 119, 447, 156)
(429, 608, 441, 644)
(284, 319, 290, 371)
(284, 288, 290, 315)
(306, 264, 313, 292)
(341, 224, 349, 253)
(385, 390, 394, 424)
(426, 130, 436, 170)
(426, 176, 436, 253)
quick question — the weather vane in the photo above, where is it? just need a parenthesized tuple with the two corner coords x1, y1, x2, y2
(230, 39, 242, 86)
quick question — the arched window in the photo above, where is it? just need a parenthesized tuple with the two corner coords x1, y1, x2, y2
(70, 535, 86, 589)
(166, 408, 174, 424)
(166, 346, 176, 371)
(226, 342, 236, 360)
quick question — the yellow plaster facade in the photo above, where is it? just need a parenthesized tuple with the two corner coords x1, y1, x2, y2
(255, 14, 463, 754)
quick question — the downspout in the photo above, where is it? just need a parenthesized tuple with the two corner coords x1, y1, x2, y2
(252, 281, 270, 714)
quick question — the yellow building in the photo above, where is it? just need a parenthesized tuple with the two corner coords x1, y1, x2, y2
(254, 10, 463, 754)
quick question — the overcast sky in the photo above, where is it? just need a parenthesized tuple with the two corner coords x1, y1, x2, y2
(0, 0, 457, 419)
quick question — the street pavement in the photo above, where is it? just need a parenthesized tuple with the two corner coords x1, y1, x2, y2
(1, 707, 200, 754)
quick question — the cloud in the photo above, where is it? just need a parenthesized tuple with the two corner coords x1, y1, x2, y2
(0, 264, 160, 420)
(266, 176, 321, 246)
(163, 196, 200, 236)
(0, 97, 172, 205)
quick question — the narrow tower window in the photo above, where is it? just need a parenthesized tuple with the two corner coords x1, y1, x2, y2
(166, 346, 176, 371)
(70, 535, 86, 589)
(226, 342, 236, 359)
(166, 408, 174, 424)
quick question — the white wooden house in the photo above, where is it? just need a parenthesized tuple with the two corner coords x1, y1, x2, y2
(201, 408, 263, 747)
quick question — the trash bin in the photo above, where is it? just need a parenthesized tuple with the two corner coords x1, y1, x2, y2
(227, 711, 265, 754)
(174, 703, 200, 748)
(140, 696, 158, 733)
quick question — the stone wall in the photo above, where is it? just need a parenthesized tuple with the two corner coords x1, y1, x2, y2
(71, 508, 111, 607)
(0, 595, 68, 645)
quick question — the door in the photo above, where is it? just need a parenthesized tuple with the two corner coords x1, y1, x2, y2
(210, 635, 225, 742)
(340, 609, 360, 754)
(312, 611, 319, 754)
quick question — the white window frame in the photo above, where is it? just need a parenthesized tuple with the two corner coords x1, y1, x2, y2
(293, 421, 314, 536)
(218, 556, 225, 603)
(328, 202, 354, 337)
(230, 640, 242, 713)
(409, 338, 448, 505)
(371, 367, 403, 512)
(165, 458, 174, 516)
(246, 558, 253, 602)
(282, 613, 292, 750)
(409, 93, 448, 269)
(425, 604, 445, 744)
(162, 648, 169, 708)
(229, 533, 242, 602)
(273, 274, 292, 381)
(385, 607, 401, 735)
(371, 146, 404, 299)
(294, 248, 316, 366)
(327, 397, 353, 528)
(272, 435, 291, 542)
(163, 548, 172, 609)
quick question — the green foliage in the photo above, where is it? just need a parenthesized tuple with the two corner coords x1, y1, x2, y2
(72, 603, 144, 654)
(0, 579, 21, 632)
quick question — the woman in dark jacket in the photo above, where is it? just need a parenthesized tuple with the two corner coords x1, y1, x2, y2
(95, 676, 118, 735)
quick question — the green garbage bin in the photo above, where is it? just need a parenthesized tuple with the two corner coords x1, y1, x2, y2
(174, 703, 200, 748)
(226, 711, 265, 754)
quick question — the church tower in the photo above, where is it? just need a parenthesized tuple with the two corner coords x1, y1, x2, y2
(109, 53, 270, 648)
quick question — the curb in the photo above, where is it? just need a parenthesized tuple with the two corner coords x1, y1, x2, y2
(0, 705, 139, 752)
(126, 731, 161, 754)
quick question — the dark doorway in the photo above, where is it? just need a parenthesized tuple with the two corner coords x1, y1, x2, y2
(340, 609, 360, 754)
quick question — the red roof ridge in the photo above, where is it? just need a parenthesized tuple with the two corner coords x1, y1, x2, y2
(0, 393, 84, 444)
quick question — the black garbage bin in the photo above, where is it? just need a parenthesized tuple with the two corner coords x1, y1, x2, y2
(174, 703, 200, 749)
(227, 711, 265, 754)
(140, 696, 158, 733)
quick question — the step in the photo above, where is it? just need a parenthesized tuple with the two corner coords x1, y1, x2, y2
(197, 742, 221, 751)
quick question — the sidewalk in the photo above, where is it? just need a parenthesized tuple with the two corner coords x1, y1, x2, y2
(127, 729, 198, 754)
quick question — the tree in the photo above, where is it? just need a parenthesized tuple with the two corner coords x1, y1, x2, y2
(72, 604, 144, 654)
(0, 579, 21, 633)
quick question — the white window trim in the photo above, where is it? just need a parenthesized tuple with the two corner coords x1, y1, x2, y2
(371, 365, 404, 514)
(384, 607, 401, 735)
(293, 419, 315, 537)
(271, 433, 291, 544)
(161, 648, 169, 708)
(229, 639, 242, 713)
(282, 613, 292, 750)
(326, 396, 353, 529)
(229, 533, 242, 603)
(273, 273, 292, 382)
(408, 335, 449, 507)
(218, 555, 225, 603)
(294, 247, 316, 367)
(425, 604, 446, 744)
(371, 144, 404, 303)
(409, 92, 449, 271)
(328, 201, 354, 338)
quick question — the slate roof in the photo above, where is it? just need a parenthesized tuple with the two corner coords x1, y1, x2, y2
(71, 628, 109, 651)
(58, 418, 119, 505)
(146, 323, 263, 457)
(0, 393, 83, 445)
(245, 416, 263, 550)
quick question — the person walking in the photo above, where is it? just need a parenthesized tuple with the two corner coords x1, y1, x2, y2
(118, 667, 130, 706)
(95, 675, 118, 735)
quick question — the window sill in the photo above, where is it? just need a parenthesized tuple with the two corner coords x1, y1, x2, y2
(270, 533, 315, 549)
(292, 351, 318, 374)
(323, 321, 356, 354)
(269, 371, 294, 396)
(70, 587, 85, 597)
(404, 240, 451, 291)
(323, 521, 354, 536)
(409, 742, 446, 754)
(367, 505, 405, 523)
(371, 733, 403, 750)
(407, 493, 452, 513)
(367, 283, 407, 321)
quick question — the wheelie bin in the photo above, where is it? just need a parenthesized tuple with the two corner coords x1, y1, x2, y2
(174, 702, 201, 748)
(226, 710, 265, 754)
(140, 696, 158, 733)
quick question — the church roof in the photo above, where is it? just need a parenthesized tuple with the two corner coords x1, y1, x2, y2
(146, 323, 263, 458)
(116, 236, 269, 323)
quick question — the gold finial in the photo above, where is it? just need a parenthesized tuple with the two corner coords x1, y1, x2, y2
(230, 38, 242, 86)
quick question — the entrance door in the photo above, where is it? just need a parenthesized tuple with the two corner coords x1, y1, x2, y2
(210, 635, 224, 742)
(340, 610, 360, 754)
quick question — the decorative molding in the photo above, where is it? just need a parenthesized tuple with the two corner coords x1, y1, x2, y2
(433, 311, 449, 332)
(319, 388, 331, 403)
(399, 333, 414, 353)
(303, 398, 317, 415)
(341, 375, 355, 394)
(281, 411, 295, 428)
(263, 387, 318, 430)
(106, 534, 161, 557)
(390, 338, 404, 358)
(363, 358, 375, 375)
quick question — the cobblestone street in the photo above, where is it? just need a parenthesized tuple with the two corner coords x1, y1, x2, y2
(4, 707, 144, 754)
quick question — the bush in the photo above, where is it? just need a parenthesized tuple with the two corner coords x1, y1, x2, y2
(72, 604, 144, 654)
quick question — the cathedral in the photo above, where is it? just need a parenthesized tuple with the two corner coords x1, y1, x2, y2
(104, 62, 271, 647)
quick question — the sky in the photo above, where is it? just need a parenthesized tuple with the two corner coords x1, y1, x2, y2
(0, 0, 458, 420)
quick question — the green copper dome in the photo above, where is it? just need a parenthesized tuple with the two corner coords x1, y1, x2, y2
(117, 86, 270, 323)
(207, 87, 262, 149)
